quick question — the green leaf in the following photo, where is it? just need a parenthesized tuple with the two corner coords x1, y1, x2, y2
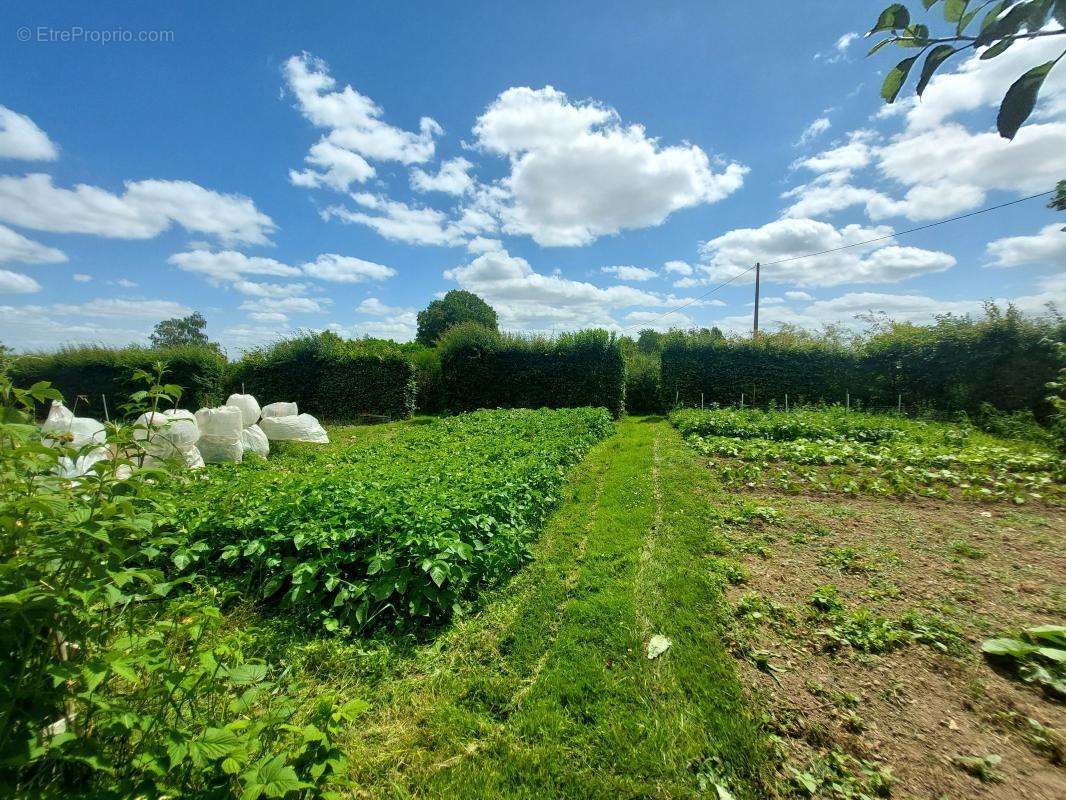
(1055, 0, 1066, 26)
(196, 727, 240, 761)
(981, 0, 1009, 30)
(220, 663, 270, 685)
(981, 637, 1034, 658)
(917, 45, 957, 95)
(871, 4, 911, 33)
(997, 59, 1057, 139)
(867, 37, 897, 56)
(980, 38, 1014, 59)
(252, 756, 308, 798)
(1024, 624, 1066, 648)
(943, 0, 968, 23)
(882, 55, 920, 102)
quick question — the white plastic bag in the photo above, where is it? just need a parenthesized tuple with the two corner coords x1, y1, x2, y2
(195, 406, 244, 463)
(226, 393, 262, 428)
(240, 424, 270, 458)
(261, 401, 298, 419)
(136, 410, 203, 469)
(41, 401, 108, 477)
(259, 414, 329, 444)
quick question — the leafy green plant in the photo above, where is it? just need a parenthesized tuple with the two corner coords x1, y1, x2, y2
(0, 369, 352, 797)
(164, 408, 614, 633)
(982, 625, 1066, 699)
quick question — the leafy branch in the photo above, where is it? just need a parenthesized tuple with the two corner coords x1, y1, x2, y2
(868, 0, 1066, 138)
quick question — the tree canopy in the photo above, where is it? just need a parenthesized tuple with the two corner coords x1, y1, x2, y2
(416, 290, 498, 347)
(149, 313, 212, 348)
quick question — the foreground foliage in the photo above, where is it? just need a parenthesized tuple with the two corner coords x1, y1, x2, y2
(166, 407, 614, 633)
(0, 370, 353, 798)
(672, 407, 1064, 504)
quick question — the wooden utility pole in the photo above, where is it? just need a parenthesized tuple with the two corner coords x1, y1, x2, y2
(753, 262, 761, 338)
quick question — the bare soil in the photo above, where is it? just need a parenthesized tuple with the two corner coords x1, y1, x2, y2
(719, 482, 1066, 799)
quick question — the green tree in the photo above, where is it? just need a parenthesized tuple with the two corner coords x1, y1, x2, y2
(867, 1, 1066, 139)
(149, 312, 211, 348)
(636, 329, 664, 354)
(416, 290, 498, 347)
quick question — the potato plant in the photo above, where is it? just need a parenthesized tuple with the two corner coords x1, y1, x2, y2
(165, 408, 614, 633)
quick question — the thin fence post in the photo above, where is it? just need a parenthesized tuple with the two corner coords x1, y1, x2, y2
(740, 392, 745, 409)
(785, 393, 789, 413)
(674, 390, 679, 409)
(700, 392, 704, 410)
(897, 393, 902, 415)
(242, 382, 246, 394)
(846, 391, 850, 412)
(101, 394, 110, 423)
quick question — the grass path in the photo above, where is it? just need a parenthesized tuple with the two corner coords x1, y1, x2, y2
(314, 418, 769, 798)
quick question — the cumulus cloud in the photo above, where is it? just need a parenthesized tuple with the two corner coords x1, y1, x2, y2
(301, 253, 396, 283)
(0, 106, 58, 161)
(0, 223, 67, 265)
(239, 296, 330, 315)
(986, 223, 1066, 268)
(168, 249, 302, 282)
(663, 260, 694, 276)
(601, 265, 658, 281)
(0, 175, 275, 245)
(472, 86, 747, 246)
(72, 273, 92, 283)
(324, 194, 470, 246)
(284, 52, 440, 190)
(697, 217, 956, 287)
(410, 157, 475, 196)
(0, 269, 41, 294)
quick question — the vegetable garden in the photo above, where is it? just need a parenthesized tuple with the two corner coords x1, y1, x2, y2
(1, 360, 1063, 799)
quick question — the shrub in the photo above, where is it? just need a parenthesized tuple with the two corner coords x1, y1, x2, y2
(9, 344, 226, 416)
(229, 332, 415, 420)
(438, 324, 625, 417)
(416, 290, 498, 347)
(0, 370, 351, 798)
(625, 352, 663, 413)
(398, 341, 444, 414)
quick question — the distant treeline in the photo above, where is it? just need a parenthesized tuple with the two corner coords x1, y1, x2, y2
(7, 305, 1064, 422)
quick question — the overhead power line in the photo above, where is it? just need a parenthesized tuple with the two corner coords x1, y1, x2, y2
(622, 188, 1056, 333)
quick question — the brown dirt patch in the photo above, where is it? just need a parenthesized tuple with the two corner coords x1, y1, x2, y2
(720, 485, 1066, 799)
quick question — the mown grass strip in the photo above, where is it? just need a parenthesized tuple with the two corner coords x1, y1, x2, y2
(305, 418, 769, 798)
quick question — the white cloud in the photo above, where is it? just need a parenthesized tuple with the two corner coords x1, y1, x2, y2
(411, 157, 475, 196)
(168, 249, 302, 282)
(301, 253, 396, 283)
(698, 217, 956, 287)
(48, 297, 193, 319)
(0, 223, 67, 264)
(72, 273, 92, 283)
(239, 296, 330, 315)
(232, 279, 309, 298)
(114, 278, 138, 288)
(289, 139, 374, 191)
(663, 260, 694, 276)
(355, 297, 407, 316)
(601, 265, 658, 281)
(0, 270, 41, 294)
(796, 117, 831, 147)
(466, 236, 503, 254)
(472, 86, 747, 246)
(793, 129, 877, 173)
(0, 174, 275, 245)
(625, 309, 693, 330)
(986, 223, 1066, 268)
(0, 106, 58, 161)
(247, 311, 289, 323)
(785, 290, 812, 301)
(836, 32, 859, 53)
(324, 195, 468, 246)
(284, 52, 440, 191)
(443, 246, 698, 330)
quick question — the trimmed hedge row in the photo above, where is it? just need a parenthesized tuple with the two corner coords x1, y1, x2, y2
(660, 311, 1065, 418)
(9, 345, 226, 415)
(438, 324, 625, 417)
(228, 333, 415, 420)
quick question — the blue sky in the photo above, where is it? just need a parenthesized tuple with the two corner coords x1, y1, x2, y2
(0, 0, 1063, 353)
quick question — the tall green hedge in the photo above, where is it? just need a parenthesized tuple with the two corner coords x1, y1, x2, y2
(624, 352, 663, 414)
(9, 344, 226, 416)
(229, 332, 415, 419)
(438, 324, 625, 417)
(660, 309, 1065, 418)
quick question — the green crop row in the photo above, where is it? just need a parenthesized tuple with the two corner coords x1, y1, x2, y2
(165, 408, 614, 633)
(671, 408, 1064, 504)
